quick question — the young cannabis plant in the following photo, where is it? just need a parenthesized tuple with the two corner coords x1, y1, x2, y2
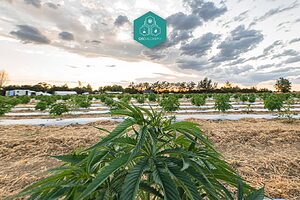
(16, 102, 262, 200)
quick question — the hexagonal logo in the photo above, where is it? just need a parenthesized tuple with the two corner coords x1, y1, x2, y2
(134, 11, 166, 48)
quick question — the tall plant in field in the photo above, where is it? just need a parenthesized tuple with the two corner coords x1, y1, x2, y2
(191, 94, 206, 107)
(49, 103, 69, 116)
(214, 94, 232, 112)
(0, 98, 12, 116)
(72, 95, 91, 109)
(263, 94, 284, 113)
(160, 96, 180, 111)
(16, 102, 263, 200)
(148, 93, 157, 102)
(136, 95, 145, 104)
(245, 94, 256, 113)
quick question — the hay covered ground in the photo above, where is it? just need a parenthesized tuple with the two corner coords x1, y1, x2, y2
(0, 119, 299, 199)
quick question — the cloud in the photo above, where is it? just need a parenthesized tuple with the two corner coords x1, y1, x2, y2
(10, 25, 50, 44)
(250, 1, 298, 26)
(263, 40, 283, 54)
(166, 12, 202, 30)
(233, 10, 248, 22)
(184, 0, 227, 21)
(224, 65, 254, 74)
(289, 38, 300, 44)
(142, 50, 166, 60)
(45, 2, 59, 9)
(106, 65, 116, 67)
(24, 0, 41, 8)
(85, 40, 101, 44)
(212, 25, 263, 62)
(59, 31, 74, 41)
(176, 58, 214, 70)
(257, 64, 274, 70)
(271, 49, 299, 59)
(180, 32, 220, 57)
(114, 15, 130, 27)
(284, 55, 300, 64)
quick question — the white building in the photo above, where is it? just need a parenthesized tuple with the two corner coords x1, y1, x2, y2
(6, 90, 35, 96)
(54, 91, 77, 96)
(5, 90, 52, 96)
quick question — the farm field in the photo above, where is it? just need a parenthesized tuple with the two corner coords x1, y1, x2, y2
(0, 93, 300, 125)
(0, 119, 299, 199)
(1, 93, 300, 199)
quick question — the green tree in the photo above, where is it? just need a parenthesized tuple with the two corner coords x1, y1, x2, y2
(274, 77, 291, 93)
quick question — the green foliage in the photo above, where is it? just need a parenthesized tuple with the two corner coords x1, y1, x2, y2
(248, 94, 256, 103)
(136, 95, 145, 104)
(72, 95, 91, 108)
(274, 77, 291, 93)
(6, 97, 21, 106)
(120, 94, 132, 103)
(35, 96, 57, 106)
(104, 97, 115, 107)
(240, 94, 248, 102)
(49, 103, 69, 116)
(61, 95, 73, 101)
(185, 94, 192, 99)
(35, 101, 48, 111)
(160, 96, 180, 111)
(148, 93, 157, 102)
(214, 94, 232, 112)
(16, 103, 262, 200)
(191, 94, 206, 106)
(17, 96, 31, 104)
(0, 98, 12, 115)
(263, 94, 284, 112)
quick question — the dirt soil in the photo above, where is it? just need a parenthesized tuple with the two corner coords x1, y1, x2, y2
(0, 119, 299, 199)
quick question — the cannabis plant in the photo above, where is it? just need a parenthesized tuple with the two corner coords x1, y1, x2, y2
(49, 103, 69, 116)
(148, 93, 157, 102)
(191, 94, 206, 107)
(16, 103, 263, 200)
(263, 94, 284, 112)
(160, 96, 180, 112)
(214, 94, 232, 112)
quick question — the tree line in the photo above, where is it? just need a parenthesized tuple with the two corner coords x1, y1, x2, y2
(0, 70, 293, 94)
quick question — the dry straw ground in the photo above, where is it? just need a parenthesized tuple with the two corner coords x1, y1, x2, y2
(0, 119, 299, 199)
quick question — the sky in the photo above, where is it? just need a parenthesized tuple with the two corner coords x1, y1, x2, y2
(0, 0, 300, 90)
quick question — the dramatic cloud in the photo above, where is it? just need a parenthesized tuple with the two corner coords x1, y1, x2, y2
(10, 25, 50, 44)
(184, 0, 227, 21)
(224, 65, 254, 74)
(212, 25, 263, 62)
(176, 58, 214, 70)
(59, 32, 74, 41)
(263, 40, 283, 54)
(250, 1, 298, 26)
(180, 32, 220, 57)
(166, 12, 202, 30)
(289, 38, 300, 44)
(271, 49, 299, 59)
(24, 0, 41, 8)
(142, 50, 166, 60)
(45, 2, 59, 9)
(114, 15, 130, 27)
(284, 55, 300, 64)
(85, 40, 101, 45)
(233, 10, 249, 22)
(257, 64, 274, 70)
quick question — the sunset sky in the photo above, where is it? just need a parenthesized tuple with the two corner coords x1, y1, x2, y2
(0, 0, 300, 90)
